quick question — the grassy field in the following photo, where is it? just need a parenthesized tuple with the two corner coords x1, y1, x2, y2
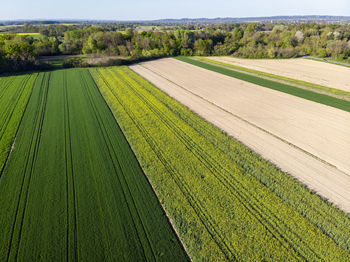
(14, 33, 40, 36)
(0, 25, 25, 31)
(15, 33, 41, 39)
(91, 66, 350, 261)
(0, 69, 187, 261)
(177, 57, 350, 112)
(305, 56, 350, 68)
(0, 32, 41, 39)
(58, 23, 78, 26)
(0, 73, 37, 172)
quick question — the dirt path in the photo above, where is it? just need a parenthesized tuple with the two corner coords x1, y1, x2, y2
(130, 58, 350, 213)
(208, 56, 350, 92)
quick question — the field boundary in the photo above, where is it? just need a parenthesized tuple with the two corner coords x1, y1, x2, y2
(197, 57, 350, 100)
(0, 68, 189, 261)
(89, 69, 192, 260)
(304, 56, 350, 69)
(96, 68, 240, 260)
(136, 64, 348, 177)
(97, 65, 350, 261)
(176, 57, 350, 113)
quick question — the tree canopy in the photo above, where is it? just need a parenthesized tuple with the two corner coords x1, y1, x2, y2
(1, 22, 350, 72)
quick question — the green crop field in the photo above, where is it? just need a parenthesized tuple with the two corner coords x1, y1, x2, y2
(0, 69, 187, 261)
(91, 66, 350, 261)
(1, 64, 350, 261)
(177, 56, 350, 112)
(0, 73, 37, 172)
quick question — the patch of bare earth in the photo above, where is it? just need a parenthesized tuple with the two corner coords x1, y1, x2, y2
(208, 56, 350, 92)
(130, 58, 350, 213)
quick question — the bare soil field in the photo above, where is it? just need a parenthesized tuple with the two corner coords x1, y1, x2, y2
(208, 56, 350, 92)
(130, 58, 350, 212)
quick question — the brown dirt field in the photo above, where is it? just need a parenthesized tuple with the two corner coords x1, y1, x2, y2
(208, 56, 350, 92)
(130, 58, 350, 213)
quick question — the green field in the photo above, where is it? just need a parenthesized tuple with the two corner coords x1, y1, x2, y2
(177, 56, 350, 112)
(1, 64, 350, 261)
(0, 73, 37, 171)
(0, 32, 41, 39)
(0, 69, 187, 261)
(16, 33, 41, 40)
(91, 66, 350, 261)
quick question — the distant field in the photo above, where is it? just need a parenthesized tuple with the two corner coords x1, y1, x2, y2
(15, 33, 41, 39)
(92, 65, 350, 261)
(135, 25, 176, 31)
(14, 33, 40, 36)
(0, 69, 187, 261)
(0, 32, 41, 39)
(208, 56, 350, 92)
(0, 24, 25, 30)
(58, 23, 78, 26)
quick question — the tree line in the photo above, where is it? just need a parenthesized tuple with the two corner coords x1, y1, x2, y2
(1, 23, 350, 72)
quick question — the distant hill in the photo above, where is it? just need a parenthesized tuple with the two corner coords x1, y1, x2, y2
(1, 15, 350, 26)
(151, 15, 350, 24)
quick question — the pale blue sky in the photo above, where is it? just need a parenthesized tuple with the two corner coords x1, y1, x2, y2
(1, 0, 349, 20)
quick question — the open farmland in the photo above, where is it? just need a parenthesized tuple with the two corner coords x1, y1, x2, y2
(178, 56, 350, 111)
(195, 56, 350, 99)
(131, 58, 350, 213)
(91, 65, 350, 261)
(208, 56, 350, 92)
(0, 69, 187, 261)
(0, 73, 37, 171)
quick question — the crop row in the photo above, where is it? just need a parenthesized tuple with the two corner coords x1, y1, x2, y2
(0, 72, 50, 261)
(0, 73, 37, 172)
(0, 69, 187, 261)
(91, 66, 350, 261)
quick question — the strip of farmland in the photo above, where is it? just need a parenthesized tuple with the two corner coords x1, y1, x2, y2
(0, 69, 187, 261)
(207, 56, 350, 92)
(91, 66, 350, 261)
(177, 56, 350, 113)
(132, 58, 350, 211)
(0, 73, 37, 172)
(197, 56, 350, 99)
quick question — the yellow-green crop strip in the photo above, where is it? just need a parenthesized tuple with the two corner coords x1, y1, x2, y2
(14, 33, 40, 36)
(91, 66, 350, 261)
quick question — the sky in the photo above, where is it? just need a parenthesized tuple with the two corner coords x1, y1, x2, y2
(0, 0, 349, 21)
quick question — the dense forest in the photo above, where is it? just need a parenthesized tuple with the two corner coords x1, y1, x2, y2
(1, 22, 350, 72)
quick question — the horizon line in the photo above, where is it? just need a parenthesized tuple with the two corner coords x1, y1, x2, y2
(1, 15, 350, 23)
